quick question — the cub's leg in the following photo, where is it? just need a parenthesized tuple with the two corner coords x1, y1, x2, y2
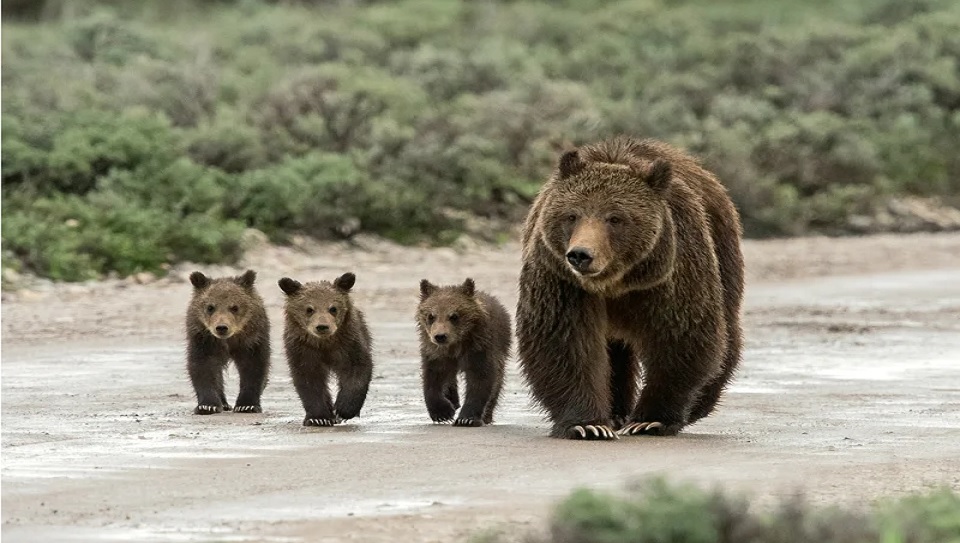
(422, 357, 458, 423)
(232, 341, 270, 413)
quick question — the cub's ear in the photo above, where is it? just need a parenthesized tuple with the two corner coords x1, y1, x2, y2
(647, 159, 672, 192)
(420, 279, 438, 300)
(235, 269, 257, 289)
(334, 272, 356, 292)
(189, 271, 210, 291)
(278, 277, 302, 296)
(460, 278, 476, 298)
(557, 148, 586, 180)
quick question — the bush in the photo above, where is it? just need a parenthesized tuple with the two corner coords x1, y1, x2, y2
(478, 478, 960, 543)
(3, 0, 960, 280)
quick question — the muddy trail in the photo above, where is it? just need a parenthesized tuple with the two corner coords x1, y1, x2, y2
(3, 233, 960, 542)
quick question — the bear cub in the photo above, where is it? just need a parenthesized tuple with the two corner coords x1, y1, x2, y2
(186, 270, 271, 415)
(279, 273, 374, 427)
(416, 278, 511, 427)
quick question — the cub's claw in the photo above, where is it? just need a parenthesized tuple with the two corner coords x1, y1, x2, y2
(453, 417, 484, 427)
(233, 405, 262, 413)
(566, 424, 618, 440)
(304, 418, 336, 427)
(194, 404, 222, 415)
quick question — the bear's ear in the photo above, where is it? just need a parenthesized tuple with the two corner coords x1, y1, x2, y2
(460, 278, 476, 298)
(189, 271, 210, 291)
(557, 149, 586, 180)
(334, 272, 356, 293)
(647, 159, 672, 192)
(278, 277, 302, 296)
(235, 269, 257, 289)
(420, 279, 437, 300)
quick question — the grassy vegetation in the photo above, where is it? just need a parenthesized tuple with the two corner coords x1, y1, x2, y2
(3, 0, 960, 280)
(475, 478, 960, 543)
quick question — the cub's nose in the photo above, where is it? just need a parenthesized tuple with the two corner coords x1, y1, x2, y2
(215, 325, 229, 336)
(433, 333, 448, 344)
(316, 324, 330, 333)
(565, 247, 594, 272)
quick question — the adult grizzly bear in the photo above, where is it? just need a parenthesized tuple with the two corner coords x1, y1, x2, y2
(516, 136, 744, 440)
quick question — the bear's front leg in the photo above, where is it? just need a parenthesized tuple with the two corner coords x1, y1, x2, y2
(516, 264, 616, 440)
(333, 349, 373, 421)
(187, 336, 228, 415)
(454, 351, 497, 427)
(232, 340, 270, 413)
(619, 337, 723, 437)
(422, 357, 458, 423)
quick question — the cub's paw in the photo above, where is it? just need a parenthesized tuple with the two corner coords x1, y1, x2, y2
(565, 424, 618, 440)
(233, 405, 262, 414)
(221, 404, 233, 412)
(304, 417, 337, 427)
(194, 404, 223, 415)
(453, 416, 484, 427)
(617, 421, 681, 436)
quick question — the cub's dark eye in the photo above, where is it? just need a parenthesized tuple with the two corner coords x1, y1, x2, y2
(229, 305, 239, 314)
(328, 306, 338, 315)
(306, 307, 315, 315)
(566, 214, 577, 223)
(206, 304, 215, 315)
(607, 216, 623, 225)
(449, 313, 459, 322)
(426, 314, 436, 324)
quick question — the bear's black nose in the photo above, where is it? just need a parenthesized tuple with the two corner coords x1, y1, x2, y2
(566, 248, 594, 272)
(215, 325, 229, 336)
(316, 324, 330, 333)
(433, 333, 448, 344)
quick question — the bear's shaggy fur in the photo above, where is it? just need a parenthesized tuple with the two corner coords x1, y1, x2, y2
(516, 136, 744, 440)
(416, 279, 511, 427)
(186, 270, 271, 415)
(279, 273, 373, 427)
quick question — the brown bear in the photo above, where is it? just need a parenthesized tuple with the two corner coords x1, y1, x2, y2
(416, 278, 511, 427)
(279, 273, 373, 427)
(186, 270, 271, 415)
(516, 136, 744, 440)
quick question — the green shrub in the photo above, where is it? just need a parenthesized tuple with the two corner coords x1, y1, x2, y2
(4, 0, 960, 280)
(478, 479, 960, 543)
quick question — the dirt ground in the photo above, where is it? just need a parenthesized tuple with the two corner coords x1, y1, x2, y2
(2, 232, 960, 543)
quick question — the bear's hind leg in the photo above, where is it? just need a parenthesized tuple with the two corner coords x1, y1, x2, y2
(689, 323, 742, 422)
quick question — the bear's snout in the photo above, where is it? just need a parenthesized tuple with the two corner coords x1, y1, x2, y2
(566, 247, 594, 273)
(433, 333, 448, 344)
(215, 324, 230, 337)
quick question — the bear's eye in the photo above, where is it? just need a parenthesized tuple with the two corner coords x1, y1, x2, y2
(449, 313, 459, 322)
(328, 306, 338, 315)
(306, 307, 315, 315)
(566, 213, 577, 223)
(206, 304, 215, 315)
(427, 314, 436, 324)
(607, 216, 623, 225)
(229, 305, 239, 314)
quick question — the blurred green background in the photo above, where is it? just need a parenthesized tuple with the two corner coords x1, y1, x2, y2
(3, 0, 960, 281)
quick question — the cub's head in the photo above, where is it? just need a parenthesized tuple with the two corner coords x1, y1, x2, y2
(539, 148, 672, 292)
(189, 270, 261, 339)
(417, 278, 484, 348)
(279, 273, 355, 339)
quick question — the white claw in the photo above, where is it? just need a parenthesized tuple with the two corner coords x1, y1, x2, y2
(574, 426, 586, 438)
(647, 422, 663, 431)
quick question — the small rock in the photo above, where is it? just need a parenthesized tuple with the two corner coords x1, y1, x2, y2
(64, 219, 80, 228)
(17, 290, 47, 302)
(2, 268, 21, 284)
(134, 272, 156, 285)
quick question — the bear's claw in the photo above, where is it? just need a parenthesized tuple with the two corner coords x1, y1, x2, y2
(453, 417, 484, 427)
(617, 421, 666, 436)
(194, 404, 222, 415)
(233, 405, 262, 413)
(567, 424, 618, 440)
